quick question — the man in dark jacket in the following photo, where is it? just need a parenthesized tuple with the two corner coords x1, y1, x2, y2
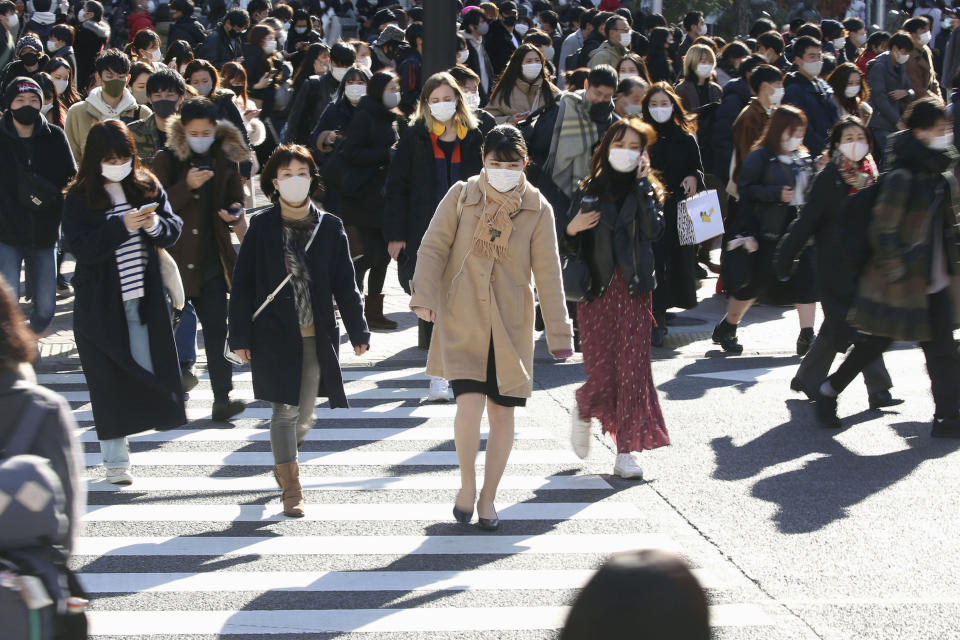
(396, 22, 422, 117)
(783, 35, 839, 157)
(285, 8, 322, 71)
(461, 7, 494, 100)
(485, 0, 519, 76)
(370, 23, 403, 72)
(0, 77, 76, 334)
(197, 8, 248, 69)
(677, 10, 705, 57)
(284, 40, 352, 145)
(867, 32, 915, 165)
(22, 0, 57, 43)
(45, 25, 79, 84)
(74, 1, 111, 91)
(756, 30, 789, 72)
(167, 0, 207, 50)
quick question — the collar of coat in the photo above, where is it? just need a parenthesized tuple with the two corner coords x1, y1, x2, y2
(459, 174, 541, 215)
(164, 117, 249, 163)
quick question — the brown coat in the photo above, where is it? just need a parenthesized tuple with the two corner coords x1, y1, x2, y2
(731, 97, 770, 184)
(906, 45, 941, 100)
(152, 117, 248, 296)
(485, 76, 558, 124)
(674, 78, 723, 115)
(410, 177, 574, 398)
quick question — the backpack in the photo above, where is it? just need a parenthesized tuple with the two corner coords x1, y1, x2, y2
(0, 401, 88, 640)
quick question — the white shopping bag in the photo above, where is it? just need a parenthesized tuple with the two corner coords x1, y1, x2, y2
(677, 189, 725, 246)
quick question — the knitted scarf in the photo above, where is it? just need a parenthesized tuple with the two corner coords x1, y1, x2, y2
(550, 92, 596, 198)
(833, 151, 878, 193)
(471, 171, 525, 262)
(281, 211, 317, 329)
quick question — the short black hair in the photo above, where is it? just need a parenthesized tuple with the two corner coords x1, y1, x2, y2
(225, 8, 250, 29)
(461, 7, 485, 31)
(330, 41, 356, 67)
(169, 0, 193, 15)
(482, 124, 527, 162)
(539, 9, 557, 28)
(820, 19, 843, 39)
(260, 143, 320, 200)
(789, 17, 805, 32)
(0, 0, 15, 15)
(448, 63, 479, 86)
(843, 17, 864, 33)
(749, 64, 782, 93)
(405, 22, 424, 47)
(867, 30, 890, 49)
(889, 31, 914, 52)
(643, 12, 666, 30)
(757, 31, 784, 54)
(791, 35, 821, 60)
(827, 115, 873, 154)
(590, 10, 611, 31)
(739, 53, 767, 78)
(95, 48, 131, 75)
(796, 23, 822, 40)
(749, 17, 776, 38)
(179, 96, 219, 125)
(904, 96, 946, 129)
(614, 8, 632, 26)
(587, 64, 617, 90)
(50, 24, 74, 45)
(903, 16, 931, 34)
(604, 14, 626, 35)
(84, 0, 104, 21)
(146, 67, 186, 95)
(246, 0, 268, 15)
(683, 11, 703, 32)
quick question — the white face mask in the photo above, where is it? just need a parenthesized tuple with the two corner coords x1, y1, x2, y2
(477, 22, 489, 36)
(514, 22, 529, 37)
(457, 49, 469, 64)
(331, 66, 348, 82)
(619, 31, 631, 47)
(6, 14, 17, 28)
(187, 134, 215, 154)
(919, 31, 932, 46)
(40, 102, 53, 115)
(624, 102, 643, 117)
(770, 86, 785, 105)
(801, 60, 823, 77)
(383, 90, 400, 109)
(608, 148, 640, 173)
(151, 47, 162, 62)
(429, 100, 457, 123)
(485, 167, 523, 192)
(344, 83, 365, 104)
(855, 32, 867, 45)
(521, 62, 542, 80)
(649, 104, 673, 123)
(929, 131, 954, 150)
(53, 78, 68, 94)
(838, 140, 869, 162)
(541, 46, 554, 61)
(695, 63, 714, 79)
(844, 84, 861, 98)
(263, 40, 277, 54)
(276, 175, 312, 203)
(620, 71, 638, 79)
(832, 37, 845, 51)
(945, 18, 955, 30)
(781, 134, 803, 152)
(101, 160, 132, 182)
(46, 39, 57, 52)
(358, 55, 372, 69)
(894, 51, 910, 65)
(193, 81, 212, 96)
(465, 91, 481, 112)
(282, 21, 291, 31)
(699, 23, 708, 35)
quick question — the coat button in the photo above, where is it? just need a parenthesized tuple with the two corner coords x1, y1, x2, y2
(187, 263, 195, 269)
(192, 228, 199, 235)
(193, 194, 200, 200)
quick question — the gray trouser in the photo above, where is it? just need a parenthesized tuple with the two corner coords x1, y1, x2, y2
(797, 332, 893, 395)
(270, 336, 320, 464)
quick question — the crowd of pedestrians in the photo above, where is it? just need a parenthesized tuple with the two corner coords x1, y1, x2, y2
(0, 0, 959, 620)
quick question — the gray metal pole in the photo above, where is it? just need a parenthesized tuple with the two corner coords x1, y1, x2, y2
(422, 0, 458, 80)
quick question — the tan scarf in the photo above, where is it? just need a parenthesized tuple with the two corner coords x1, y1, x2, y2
(471, 171, 526, 262)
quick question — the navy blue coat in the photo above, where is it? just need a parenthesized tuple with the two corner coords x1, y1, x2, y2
(782, 71, 839, 157)
(62, 184, 186, 440)
(711, 77, 752, 185)
(228, 205, 370, 408)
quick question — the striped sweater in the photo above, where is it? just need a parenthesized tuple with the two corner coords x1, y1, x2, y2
(105, 182, 162, 301)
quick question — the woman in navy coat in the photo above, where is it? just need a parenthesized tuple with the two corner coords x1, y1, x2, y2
(229, 144, 369, 518)
(61, 120, 186, 486)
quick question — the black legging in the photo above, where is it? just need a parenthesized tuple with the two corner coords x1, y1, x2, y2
(354, 225, 389, 296)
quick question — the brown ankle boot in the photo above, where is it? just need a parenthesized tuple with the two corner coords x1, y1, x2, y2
(364, 294, 398, 330)
(274, 461, 304, 517)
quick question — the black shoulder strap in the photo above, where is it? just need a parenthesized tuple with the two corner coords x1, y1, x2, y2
(2, 401, 47, 458)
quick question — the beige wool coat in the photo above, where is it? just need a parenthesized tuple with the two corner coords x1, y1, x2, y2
(485, 77, 558, 124)
(410, 176, 574, 398)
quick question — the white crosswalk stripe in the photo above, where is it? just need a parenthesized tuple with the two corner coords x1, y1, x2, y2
(38, 363, 778, 637)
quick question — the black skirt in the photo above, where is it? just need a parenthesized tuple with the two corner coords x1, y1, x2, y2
(451, 339, 526, 408)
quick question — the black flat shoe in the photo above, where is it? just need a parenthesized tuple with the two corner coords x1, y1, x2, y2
(453, 505, 473, 524)
(651, 325, 666, 348)
(712, 322, 744, 354)
(814, 391, 842, 429)
(212, 399, 246, 422)
(790, 377, 814, 400)
(931, 416, 960, 438)
(477, 516, 500, 531)
(868, 390, 905, 410)
(797, 329, 815, 356)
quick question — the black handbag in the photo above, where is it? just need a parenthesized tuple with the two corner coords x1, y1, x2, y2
(16, 162, 61, 215)
(561, 253, 593, 302)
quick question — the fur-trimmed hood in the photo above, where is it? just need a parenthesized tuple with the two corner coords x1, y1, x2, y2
(164, 117, 249, 163)
(82, 19, 110, 39)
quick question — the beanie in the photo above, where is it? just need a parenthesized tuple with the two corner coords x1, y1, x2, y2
(16, 34, 43, 57)
(4, 76, 43, 109)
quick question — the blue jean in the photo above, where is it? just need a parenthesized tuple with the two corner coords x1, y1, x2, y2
(100, 299, 155, 470)
(174, 300, 197, 368)
(0, 241, 57, 333)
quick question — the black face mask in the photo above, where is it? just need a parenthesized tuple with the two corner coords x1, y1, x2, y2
(11, 105, 39, 125)
(20, 52, 38, 67)
(503, 15, 517, 27)
(151, 98, 179, 119)
(589, 100, 613, 123)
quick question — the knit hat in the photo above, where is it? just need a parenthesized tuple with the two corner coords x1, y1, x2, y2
(15, 34, 43, 57)
(375, 24, 405, 46)
(4, 76, 43, 109)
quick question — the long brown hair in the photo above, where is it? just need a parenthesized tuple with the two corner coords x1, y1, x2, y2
(755, 104, 807, 155)
(44, 57, 81, 106)
(220, 61, 249, 106)
(641, 82, 697, 135)
(488, 43, 558, 109)
(580, 118, 666, 202)
(66, 119, 159, 210)
(826, 62, 869, 117)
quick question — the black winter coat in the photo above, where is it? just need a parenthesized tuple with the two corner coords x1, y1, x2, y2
(228, 205, 370, 407)
(711, 77, 752, 184)
(0, 113, 76, 248)
(339, 95, 398, 228)
(62, 184, 186, 440)
(484, 19, 517, 76)
(75, 20, 109, 89)
(284, 28, 322, 71)
(0, 55, 49, 91)
(168, 16, 207, 50)
(563, 177, 665, 298)
(285, 72, 339, 144)
(198, 24, 243, 69)
(735, 147, 807, 239)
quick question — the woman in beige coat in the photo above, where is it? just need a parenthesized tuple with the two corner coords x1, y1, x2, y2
(485, 44, 560, 125)
(411, 125, 574, 531)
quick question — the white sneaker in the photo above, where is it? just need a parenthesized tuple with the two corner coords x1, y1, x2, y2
(105, 467, 133, 485)
(570, 406, 591, 459)
(426, 377, 451, 403)
(613, 453, 644, 479)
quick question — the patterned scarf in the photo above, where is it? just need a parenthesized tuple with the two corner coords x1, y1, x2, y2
(281, 212, 317, 328)
(833, 151, 878, 193)
(471, 171, 526, 262)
